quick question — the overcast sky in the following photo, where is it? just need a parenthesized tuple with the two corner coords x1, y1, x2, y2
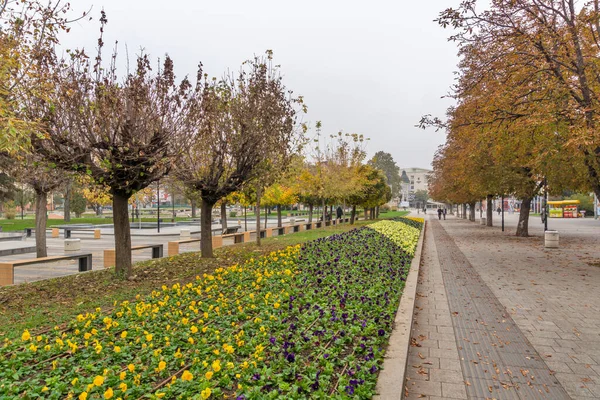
(62, 0, 460, 170)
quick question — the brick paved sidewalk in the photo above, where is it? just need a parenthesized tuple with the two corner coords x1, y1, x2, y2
(441, 216, 600, 399)
(402, 216, 589, 399)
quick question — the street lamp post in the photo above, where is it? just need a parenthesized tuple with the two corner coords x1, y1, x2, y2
(501, 195, 504, 232)
(157, 180, 161, 233)
(544, 177, 548, 231)
(172, 193, 176, 222)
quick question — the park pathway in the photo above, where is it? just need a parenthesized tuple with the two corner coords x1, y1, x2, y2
(403, 217, 571, 399)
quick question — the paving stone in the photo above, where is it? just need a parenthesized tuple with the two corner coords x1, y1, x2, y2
(429, 368, 463, 383)
(441, 382, 468, 399)
(430, 219, 570, 399)
(404, 380, 442, 397)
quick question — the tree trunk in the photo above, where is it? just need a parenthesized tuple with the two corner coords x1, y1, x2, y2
(516, 196, 532, 237)
(462, 204, 467, 219)
(350, 205, 356, 224)
(322, 199, 326, 223)
(244, 207, 247, 231)
(308, 204, 313, 223)
(35, 191, 48, 258)
(191, 199, 197, 218)
(200, 198, 216, 258)
(329, 205, 333, 220)
(277, 205, 282, 227)
(486, 195, 493, 227)
(64, 181, 71, 222)
(256, 188, 262, 246)
(264, 206, 268, 230)
(113, 192, 133, 276)
(376, 206, 380, 218)
(220, 202, 227, 231)
(469, 202, 476, 221)
(364, 208, 368, 219)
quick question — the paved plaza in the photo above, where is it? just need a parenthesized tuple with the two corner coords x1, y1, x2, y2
(403, 213, 600, 399)
(0, 217, 307, 284)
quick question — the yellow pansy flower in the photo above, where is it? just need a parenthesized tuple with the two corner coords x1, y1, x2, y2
(127, 364, 135, 373)
(103, 387, 113, 399)
(181, 370, 193, 381)
(22, 330, 31, 341)
(205, 371, 213, 380)
(121, 331, 127, 339)
(212, 360, 221, 372)
(79, 393, 88, 400)
(93, 376, 104, 386)
(158, 361, 166, 371)
(201, 387, 212, 399)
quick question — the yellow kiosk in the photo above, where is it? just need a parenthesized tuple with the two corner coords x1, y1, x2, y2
(548, 200, 580, 218)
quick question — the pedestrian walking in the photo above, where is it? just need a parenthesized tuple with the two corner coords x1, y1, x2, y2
(336, 206, 343, 220)
(437, 207, 443, 220)
(443, 208, 447, 220)
(497, 206, 501, 215)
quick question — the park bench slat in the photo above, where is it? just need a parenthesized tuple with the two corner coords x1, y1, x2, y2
(0, 253, 93, 286)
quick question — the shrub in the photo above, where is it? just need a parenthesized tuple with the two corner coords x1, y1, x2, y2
(3, 201, 16, 220)
(380, 204, 391, 212)
(229, 211, 237, 218)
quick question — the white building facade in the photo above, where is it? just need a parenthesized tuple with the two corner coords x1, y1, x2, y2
(400, 167, 432, 206)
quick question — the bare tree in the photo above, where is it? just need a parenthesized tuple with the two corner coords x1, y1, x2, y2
(175, 51, 304, 256)
(1, 1, 87, 154)
(1, 154, 66, 256)
(31, 14, 200, 276)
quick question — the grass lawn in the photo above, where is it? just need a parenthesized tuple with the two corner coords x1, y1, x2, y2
(378, 210, 410, 218)
(0, 216, 196, 232)
(0, 221, 373, 337)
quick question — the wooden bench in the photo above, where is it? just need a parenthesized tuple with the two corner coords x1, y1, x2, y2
(245, 228, 271, 239)
(222, 232, 244, 244)
(167, 235, 226, 256)
(168, 238, 200, 256)
(64, 228, 101, 239)
(104, 244, 163, 268)
(223, 226, 240, 235)
(0, 253, 92, 286)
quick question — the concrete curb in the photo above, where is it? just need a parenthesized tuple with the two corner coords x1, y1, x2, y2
(374, 220, 426, 400)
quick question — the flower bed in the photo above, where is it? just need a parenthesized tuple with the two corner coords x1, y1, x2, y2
(1, 221, 422, 399)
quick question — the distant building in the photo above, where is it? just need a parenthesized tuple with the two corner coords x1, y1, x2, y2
(400, 167, 432, 206)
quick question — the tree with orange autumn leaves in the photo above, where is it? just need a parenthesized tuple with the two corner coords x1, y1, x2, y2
(426, 0, 594, 236)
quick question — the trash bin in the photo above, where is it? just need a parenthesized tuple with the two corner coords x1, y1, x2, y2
(544, 230, 559, 248)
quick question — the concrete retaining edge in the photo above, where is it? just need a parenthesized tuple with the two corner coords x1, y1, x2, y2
(374, 220, 426, 400)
